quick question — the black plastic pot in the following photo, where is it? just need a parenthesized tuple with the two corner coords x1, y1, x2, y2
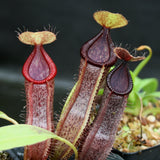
(7, 148, 124, 160)
(7, 145, 160, 160)
(7, 148, 125, 160)
(7, 147, 124, 160)
(8, 145, 160, 160)
(112, 144, 160, 160)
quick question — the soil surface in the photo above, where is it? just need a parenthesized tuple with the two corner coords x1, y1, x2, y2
(114, 102, 160, 153)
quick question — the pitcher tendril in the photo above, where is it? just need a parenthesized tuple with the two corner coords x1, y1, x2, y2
(133, 45, 152, 77)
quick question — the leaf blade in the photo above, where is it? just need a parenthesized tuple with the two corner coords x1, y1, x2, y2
(0, 124, 53, 151)
(0, 124, 78, 159)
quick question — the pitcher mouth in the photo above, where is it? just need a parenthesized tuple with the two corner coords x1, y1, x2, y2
(22, 45, 57, 84)
(107, 61, 133, 95)
(80, 27, 117, 67)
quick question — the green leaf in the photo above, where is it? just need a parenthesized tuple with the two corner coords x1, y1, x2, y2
(0, 111, 18, 125)
(97, 88, 104, 96)
(141, 78, 158, 93)
(142, 91, 160, 106)
(122, 125, 130, 132)
(0, 124, 78, 160)
(144, 91, 160, 98)
(143, 107, 160, 116)
(134, 78, 158, 94)
(129, 70, 135, 82)
(126, 92, 141, 116)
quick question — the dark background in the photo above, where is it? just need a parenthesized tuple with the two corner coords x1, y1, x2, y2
(0, 0, 160, 124)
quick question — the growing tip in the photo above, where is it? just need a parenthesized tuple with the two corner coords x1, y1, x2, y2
(93, 11, 128, 29)
(136, 45, 152, 53)
(18, 31, 56, 45)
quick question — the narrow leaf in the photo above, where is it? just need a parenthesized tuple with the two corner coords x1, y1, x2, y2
(141, 78, 158, 93)
(134, 77, 158, 93)
(126, 92, 141, 116)
(142, 91, 160, 105)
(144, 91, 160, 98)
(0, 124, 78, 160)
(143, 107, 160, 116)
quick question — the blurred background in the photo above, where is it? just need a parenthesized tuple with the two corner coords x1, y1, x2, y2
(0, 0, 160, 125)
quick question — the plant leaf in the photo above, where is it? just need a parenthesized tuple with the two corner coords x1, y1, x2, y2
(0, 124, 78, 160)
(144, 91, 160, 98)
(142, 91, 160, 105)
(141, 78, 158, 93)
(97, 88, 104, 96)
(143, 107, 160, 116)
(134, 77, 158, 94)
(126, 92, 141, 116)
